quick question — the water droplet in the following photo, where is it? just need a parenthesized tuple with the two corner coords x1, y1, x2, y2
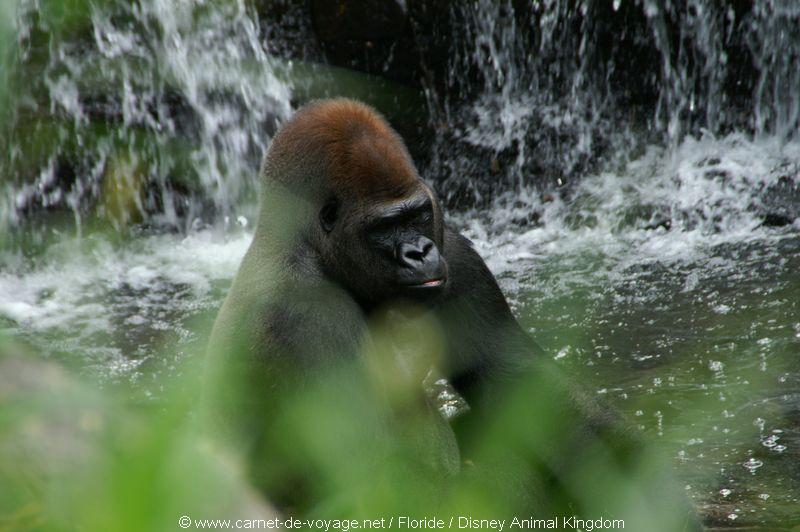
(709, 360, 724, 372)
(720, 488, 732, 497)
(743, 458, 763, 474)
(762, 435, 779, 448)
(554, 346, 570, 360)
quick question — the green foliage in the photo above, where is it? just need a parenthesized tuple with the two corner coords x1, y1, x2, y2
(2, 300, 700, 532)
(0, 336, 279, 532)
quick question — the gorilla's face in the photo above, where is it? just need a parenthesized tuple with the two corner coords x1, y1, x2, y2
(316, 184, 448, 308)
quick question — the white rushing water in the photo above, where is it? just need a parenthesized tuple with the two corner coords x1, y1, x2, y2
(459, 133, 800, 281)
(0, 228, 252, 377)
(2, 132, 797, 377)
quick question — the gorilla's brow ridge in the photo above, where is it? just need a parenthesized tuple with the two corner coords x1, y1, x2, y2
(365, 196, 432, 226)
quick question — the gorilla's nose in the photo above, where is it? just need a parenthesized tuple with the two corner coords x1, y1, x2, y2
(396, 236, 447, 292)
(398, 236, 438, 268)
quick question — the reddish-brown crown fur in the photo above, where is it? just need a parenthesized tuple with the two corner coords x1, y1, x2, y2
(265, 99, 420, 200)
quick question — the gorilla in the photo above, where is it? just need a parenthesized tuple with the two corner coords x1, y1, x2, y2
(206, 99, 699, 529)
(208, 99, 534, 407)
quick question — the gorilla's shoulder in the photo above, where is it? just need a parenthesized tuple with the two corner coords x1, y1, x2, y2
(447, 229, 476, 249)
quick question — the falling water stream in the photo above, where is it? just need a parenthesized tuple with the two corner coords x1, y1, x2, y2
(1, 1, 799, 527)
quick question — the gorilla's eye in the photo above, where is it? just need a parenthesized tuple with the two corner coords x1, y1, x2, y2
(319, 199, 339, 233)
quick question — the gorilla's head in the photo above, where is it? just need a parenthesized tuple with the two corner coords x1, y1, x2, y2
(260, 99, 448, 308)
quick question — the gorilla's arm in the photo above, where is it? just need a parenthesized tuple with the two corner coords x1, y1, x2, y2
(436, 228, 631, 433)
(437, 229, 654, 498)
(436, 228, 543, 405)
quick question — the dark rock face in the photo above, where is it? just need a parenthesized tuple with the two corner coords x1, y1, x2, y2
(256, 0, 325, 63)
(311, 0, 408, 41)
(302, 0, 426, 88)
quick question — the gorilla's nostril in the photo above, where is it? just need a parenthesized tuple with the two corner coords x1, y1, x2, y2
(398, 237, 436, 266)
(403, 245, 425, 262)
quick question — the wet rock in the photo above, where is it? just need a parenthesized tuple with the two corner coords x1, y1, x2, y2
(761, 213, 794, 227)
(100, 152, 146, 228)
(760, 174, 800, 226)
(694, 161, 800, 229)
(511, 211, 542, 227)
(644, 218, 672, 231)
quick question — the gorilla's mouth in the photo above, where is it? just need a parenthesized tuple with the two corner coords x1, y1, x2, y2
(404, 277, 446, 289)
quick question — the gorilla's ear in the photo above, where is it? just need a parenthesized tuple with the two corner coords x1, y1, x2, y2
(319, 197, 339, 233)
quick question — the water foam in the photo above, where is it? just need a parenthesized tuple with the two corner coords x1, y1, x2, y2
(456, 133, 800, 288)
(0, 229, 252, 377)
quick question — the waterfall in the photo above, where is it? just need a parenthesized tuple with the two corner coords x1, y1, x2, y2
(1, 0, 798, 230)
(418, 0, 800, 205)
(2, 0, 291, 232)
